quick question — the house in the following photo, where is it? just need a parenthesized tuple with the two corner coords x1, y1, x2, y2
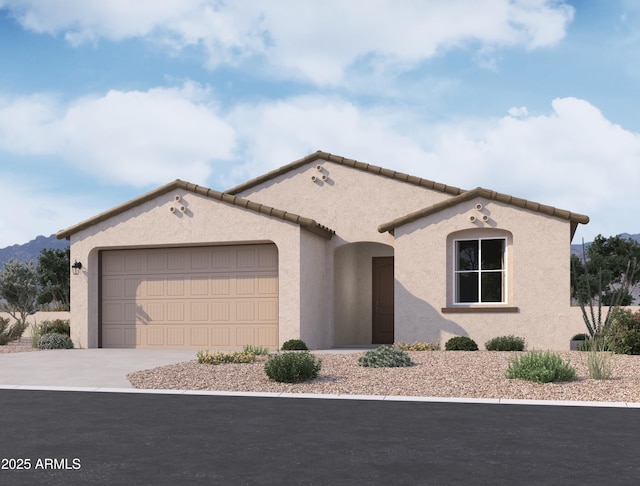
(56, 151, 589, 350)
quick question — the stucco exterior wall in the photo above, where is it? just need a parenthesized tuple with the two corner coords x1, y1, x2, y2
(0, 311, 71, 339)
(394, 196, 576, 350)
(299, 229, 332, 348)
(68, 189, 315, 349)
(236, 160, 451, 245)
(333, 242, 394, 345)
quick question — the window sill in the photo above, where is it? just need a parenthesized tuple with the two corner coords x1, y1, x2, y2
(441, 307, 520, 314)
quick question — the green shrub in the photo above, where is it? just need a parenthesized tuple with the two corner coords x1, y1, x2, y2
(358, 345, 415, 368)
(394, 341, 440, 351)
(605, 307, 640, 355)
(37, 332, 74, 350)
(40, 319, 71, 335)
(31, 319, 71, 348)
(485, 335, 525, 351)
(506, 350, 576, 383)
(243, 344, 270, 356)
(445, 336, 478, 351)
(197, 350, 256, 364)
(586, 338, 613, 380)
(264, 352, 321, 383)
(0, 317, 27, 345)
(281, 339, 309, 351)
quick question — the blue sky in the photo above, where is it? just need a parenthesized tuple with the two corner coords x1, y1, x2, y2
(0, 0, 638, 247)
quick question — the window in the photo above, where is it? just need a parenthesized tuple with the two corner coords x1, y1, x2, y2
(454, 238, 506, 304)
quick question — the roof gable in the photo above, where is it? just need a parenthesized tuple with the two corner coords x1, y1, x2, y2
(226, 150, 465, 197)
(56, 179, 335, 240)
(378, 187, 590, 237)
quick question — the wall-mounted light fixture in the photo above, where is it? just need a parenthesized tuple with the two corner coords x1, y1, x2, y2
(71, 260, 83, 275)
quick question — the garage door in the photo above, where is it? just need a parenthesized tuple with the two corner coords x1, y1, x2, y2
(100, 244, 278, 349)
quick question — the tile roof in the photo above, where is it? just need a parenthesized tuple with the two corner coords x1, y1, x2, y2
(56, 179, 335, 240)
(377, 187, 590, 237)
(226, 150, 465, 196)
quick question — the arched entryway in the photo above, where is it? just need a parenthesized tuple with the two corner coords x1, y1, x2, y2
(333, 242, 394, 346)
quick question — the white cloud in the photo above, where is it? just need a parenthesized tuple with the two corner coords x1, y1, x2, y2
(0, 83, 235, 186)
(1, 83, 636, 243)
(227, 96, 428, 185)
(227, 95, 640, 241)
(0, 173, 100, 247)
(0, 0, 575, 84)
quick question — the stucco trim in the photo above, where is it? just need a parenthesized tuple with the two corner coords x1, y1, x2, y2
(442, 307, 520, 314)
(55, 179, 335, 240)
(378, 187, 590, 235)
(226, 150, 465, 196)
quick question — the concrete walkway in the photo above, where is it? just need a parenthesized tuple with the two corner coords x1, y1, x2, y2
(0, 349, 195, 388)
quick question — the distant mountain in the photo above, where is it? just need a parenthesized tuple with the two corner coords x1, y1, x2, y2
(0, 234, 69, 267)
(571, 233, 640, 259)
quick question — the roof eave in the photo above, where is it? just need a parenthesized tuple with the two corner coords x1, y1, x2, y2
(378, 187, 590, 234)
(226, 150, 465, 197)
(56, 179, 335, 241)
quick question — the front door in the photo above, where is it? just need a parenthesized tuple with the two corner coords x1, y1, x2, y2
(372, 256, 394, 344)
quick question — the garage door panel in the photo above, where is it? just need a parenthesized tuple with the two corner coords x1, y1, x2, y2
(102, 244, 278, 349)
(211, 327, 230, 346)
(258, 301, 278, 321)
(210, 302, 229, 321)
(210, 277, 230, 295)
(167, 328, 185, 346)
(258, 327, 278, 347)
(190, 328, 209, 347)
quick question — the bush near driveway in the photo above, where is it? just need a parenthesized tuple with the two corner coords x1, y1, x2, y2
(37, 332, 74, 349)
(197, 350, 256, 364)
(506, 350, 576, 384)
(358, 345, 414, 368)
(394, 341, 439, 351)
(281, 339, 309, 351)
(606, 307, 640, 355)
(31, 319, 71, 348)
(0, 317, 27, 345)
(264, 351, 321, 383)
(485, 335, 525, 351)
(445, 336, 479, 351)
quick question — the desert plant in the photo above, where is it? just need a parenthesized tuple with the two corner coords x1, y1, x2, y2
(31, 319, 71, 348)
(0, 259, 38, 329)
(40, 319, 71, 335)
(506, 350, 576, 383)
(37, 332, 74, 350)
(394, 341, 440, 351)
(605, 307, 640, 355)
(358, 345, 414, 368)
(243, 344, 270, 356)
(572, 239, 638, 338)
(197, 350, 256, 364)
(281, 339, 308, 351)
(264, 352, 321, 383)
(445, 336, 478, 351)
(586, 337, 613, 380)
(485, 335, 525, 351)
(0, 317, 28, 345)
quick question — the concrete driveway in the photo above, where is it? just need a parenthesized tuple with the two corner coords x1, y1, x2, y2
(0, 349, 195, 388)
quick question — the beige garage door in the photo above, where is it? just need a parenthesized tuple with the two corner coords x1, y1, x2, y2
(101, 244, 278, 349)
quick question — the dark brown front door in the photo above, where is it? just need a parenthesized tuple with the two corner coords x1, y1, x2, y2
(372, 256, 394, 344)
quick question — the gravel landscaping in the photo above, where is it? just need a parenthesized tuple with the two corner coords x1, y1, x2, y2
(127, 351, 640, 403)
(0, 340, 40, 354)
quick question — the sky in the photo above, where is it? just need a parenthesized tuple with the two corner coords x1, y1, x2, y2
(0, 0, 638, 248)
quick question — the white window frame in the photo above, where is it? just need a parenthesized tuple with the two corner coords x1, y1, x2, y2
(453, 237, 508, 305)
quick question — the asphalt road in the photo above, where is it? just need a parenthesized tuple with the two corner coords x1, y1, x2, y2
(1, 390, 639, 485)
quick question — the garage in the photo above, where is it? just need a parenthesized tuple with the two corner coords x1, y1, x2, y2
(100, 244, 278, 349)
